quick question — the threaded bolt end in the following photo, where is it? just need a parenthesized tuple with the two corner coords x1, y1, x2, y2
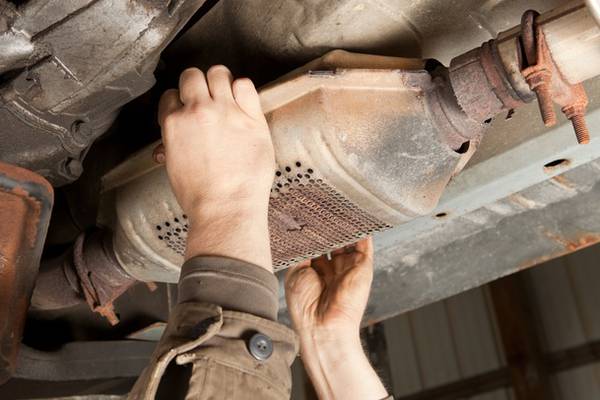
(534, 85, 556, 127)
(571, 114, 590, 144)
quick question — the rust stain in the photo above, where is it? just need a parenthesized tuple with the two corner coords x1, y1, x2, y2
(543, 230, 574, 248)
(8, 187, 42, 248)
(519, 231, 600, 270)
(562, 234, 600, 252)
(520, 11, 590, 144)
(0, 161, 53, 382)
(550, 174, 575, 190)
(509, 193, 538, 210)
(0, 162, 52, 248)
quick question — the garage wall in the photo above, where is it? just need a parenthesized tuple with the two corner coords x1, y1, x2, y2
(383, 286, 511, 399)
(525, 247, 600, 399)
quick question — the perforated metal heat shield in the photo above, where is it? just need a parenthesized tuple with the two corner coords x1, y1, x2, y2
(268, 166, 391, 269)
(152, 168, 392, 271)
(102, 52, 476, 282)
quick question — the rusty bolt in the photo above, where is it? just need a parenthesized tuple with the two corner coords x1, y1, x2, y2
(571, 115, 590, 144)
(520, 9, 590, 145)
(561, 85, 590, 145)
(562, 103, 590, 144)
(524, 70, 557, 127)
(563, 105, 590, 144)
(520, 11, 557, 127)
(533, 83, 557, 127)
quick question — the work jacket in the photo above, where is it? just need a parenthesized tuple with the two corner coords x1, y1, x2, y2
(128, 257, 298, 399)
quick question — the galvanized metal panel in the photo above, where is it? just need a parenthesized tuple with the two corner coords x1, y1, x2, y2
(407, 302, 461, 388)
(563, 247, 600, 342)
(553, 363, 600, 400)
(383, 314, 423, 396)
(446, 288, 504, 377)
(526, 258, 588, 352)
(471, 389, 512, 400)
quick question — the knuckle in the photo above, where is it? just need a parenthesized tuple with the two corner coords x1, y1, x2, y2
(161, 112, 179, 129)
(207, 64, 230, 76)
(189, 103, 213, 116)
(188, 104, 219, 124)
(181, 67, 201, 77)
(234, 77, 253, 87)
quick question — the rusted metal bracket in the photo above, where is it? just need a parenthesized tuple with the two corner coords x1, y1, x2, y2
(72, 231, 138, 325)
(0, 162, 53, 384)
(520, 10, 591, 144)
(31, 230, 140, 326)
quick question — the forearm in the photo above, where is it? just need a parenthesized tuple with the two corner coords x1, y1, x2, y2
(299, 328, 389, 400)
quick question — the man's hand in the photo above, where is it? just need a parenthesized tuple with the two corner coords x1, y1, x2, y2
(158, 66, 274, 269)
(285, 238, 374, 337)
(285, 238, 389, 400)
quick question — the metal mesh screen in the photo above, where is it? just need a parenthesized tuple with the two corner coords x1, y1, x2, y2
(269, 162, 391, 270)
(153, 162, 391, 270)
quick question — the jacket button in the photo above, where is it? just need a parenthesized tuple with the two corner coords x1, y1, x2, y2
(248, 333, 273, 361)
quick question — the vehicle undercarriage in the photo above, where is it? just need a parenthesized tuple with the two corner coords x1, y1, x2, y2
(1, 0, 600, 395)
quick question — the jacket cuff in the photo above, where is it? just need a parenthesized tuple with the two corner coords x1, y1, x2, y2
(178, 256, 279, 321)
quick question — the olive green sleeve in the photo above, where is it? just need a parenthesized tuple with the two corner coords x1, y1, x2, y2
(177, 256, 279, 320)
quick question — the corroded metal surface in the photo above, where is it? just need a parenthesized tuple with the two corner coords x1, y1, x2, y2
(0, 162, 53, 384)
(269, 171, 391, 269)
(73, 231, 137, 325)
(167, 0, 565, 82)
(521, 9, 591, 144)
(0, 0, 207, 185)
(31, 230, 137, 325)
(449, 40, 528, 124)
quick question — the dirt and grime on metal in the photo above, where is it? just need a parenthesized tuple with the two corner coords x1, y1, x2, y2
(520, 10, 590, 144)
(518, 231, 600, 270)
(0, 162, 53, 383)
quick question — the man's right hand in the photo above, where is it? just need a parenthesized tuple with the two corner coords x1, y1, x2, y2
(158, 65, 274, 217)
(158, 66, 275, 269)
(285, 238, 374, 338)
(285, 238, 389, 400)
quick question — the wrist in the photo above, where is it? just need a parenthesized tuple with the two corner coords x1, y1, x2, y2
(298, 326, 364, 374)
(298, 326, 389, 400)
(183, 197, 272, 270)
(298, 325, 361, 351)
(185, 193, 268, 221)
